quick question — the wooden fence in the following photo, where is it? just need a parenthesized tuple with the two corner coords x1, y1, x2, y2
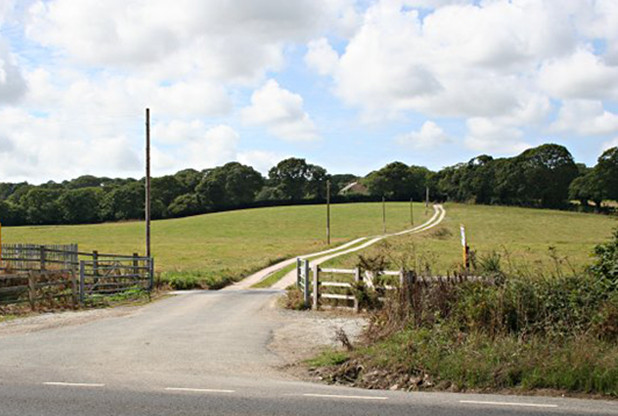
(297, 259, 478, 312)
(0, 243, 78, 272)
(0, 244, 154, 310)
(0, 270, 78, 310)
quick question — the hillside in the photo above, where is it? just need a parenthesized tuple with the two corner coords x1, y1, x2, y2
(2, 202, 432, 287)
(322, 203, 617, 274)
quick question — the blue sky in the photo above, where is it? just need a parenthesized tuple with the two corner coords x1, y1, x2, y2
(0, 0, 617, 183)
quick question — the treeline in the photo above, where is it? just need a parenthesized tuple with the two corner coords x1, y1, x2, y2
(0, 144, 616, 226)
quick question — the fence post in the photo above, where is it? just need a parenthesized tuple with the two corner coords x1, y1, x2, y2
(70, 269, 78, 309)
(148, 257, 155, 292)
(39, 246, 46, 271)
(296, 258, 301, 288)
(79, 261, 85, 305)
(92, 250, 98, 276)
(312, 264, 320, 310)
(28, 271, 37, 311)
(303, 260, 310, 307)
(354, 266, 361, 313)
(133, 253, 139, 278)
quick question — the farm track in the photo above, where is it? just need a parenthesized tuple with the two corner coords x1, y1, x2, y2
(229, 205, 446, 290)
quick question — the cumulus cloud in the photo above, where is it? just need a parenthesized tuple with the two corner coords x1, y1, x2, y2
(242, 79, 319, 141)
(602, 137, 618, 152)
(152, 121, 240, 172)
(0, 40, 27, 104)
(0, 107, 142, 182)
(305, 38, 339, 76)
(324, 0, 581, 122)
(25, 0, 341, 84)
(539, 49, 618, 100)
(396, 121, 450, 149)
(238, 150, 287, 174)
(551, 100, 618, 136)
(464, 117, 531, 154)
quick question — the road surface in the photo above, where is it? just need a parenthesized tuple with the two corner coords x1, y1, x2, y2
(1, 290, 616, 416)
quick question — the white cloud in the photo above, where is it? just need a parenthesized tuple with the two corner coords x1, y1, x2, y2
(396, 120, 450, 149)
(551, 100, 618, 136)
(25, 0, 342, 84)
(242, 79, 319, 141)
(305, 38, 339, 76)
(0, 107, 142, 182)
(238, 150, 287, 174)
(602, 137, 618, 151)
(464, 117, 531, 154)
(151, 122, 240, 173)
(539, 49, 618, 100)
(0, 39, 27, 103)
(327, 0, 579, 122)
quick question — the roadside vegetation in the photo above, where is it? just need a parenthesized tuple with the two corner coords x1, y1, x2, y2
(308, 229, 618, 397)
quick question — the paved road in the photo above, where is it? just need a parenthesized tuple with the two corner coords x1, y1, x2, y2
(1, 290, 616, 415)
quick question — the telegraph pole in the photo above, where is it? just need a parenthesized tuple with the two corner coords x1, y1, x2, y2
(382, 196, 386, 234)
(145, 108, 151, 258)
(326, 180, 331, 245)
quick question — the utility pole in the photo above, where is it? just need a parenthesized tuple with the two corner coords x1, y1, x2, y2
(326, 180, 331, 245)
(410, 197, 414, 226)
(145, 108, 151, 259)
(382, 196, 386, 234)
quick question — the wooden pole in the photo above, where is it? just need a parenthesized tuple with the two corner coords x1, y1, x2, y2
(410, 197, 414, 226)
(382, 196, 386, 234)
(312, 263, 319, 310)
(326, 180, 331, 245)
(145, 108, 151, 259)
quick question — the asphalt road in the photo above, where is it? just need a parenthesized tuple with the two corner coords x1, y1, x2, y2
(0, 290, 616, 416)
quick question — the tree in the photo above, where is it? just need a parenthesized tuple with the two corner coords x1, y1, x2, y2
(151, 175, 184, 213)
(168, 193, 202, 217)
(196, 162, 264, 208)
(268, 158, 328, 200)
(58, 188, 103, 224)
(517, 144, 579, 208)
(101, 182, 144, 221)
(595, 147, 618, 202)
(569, 173, 605, 208)
(20, 188, 63, 225)
(365, 162, 428, 200)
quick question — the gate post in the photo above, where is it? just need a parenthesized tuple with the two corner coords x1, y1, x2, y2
(354, 266, 361, 313)
(39, 246, 46, 271)
(79, 261, 85, 305)
(296, 258, 301, 288)
(312, 264, 320, 310)
(303, 260, 310, 307)
(148, 257, 155, 291)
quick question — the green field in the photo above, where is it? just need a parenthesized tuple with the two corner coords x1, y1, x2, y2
(1, 203, 432, 286)
(2, 203, 615, 287)
(323, 203, 618, 274)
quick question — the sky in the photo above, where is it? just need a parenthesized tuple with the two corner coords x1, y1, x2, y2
(0, 0, 617, 184)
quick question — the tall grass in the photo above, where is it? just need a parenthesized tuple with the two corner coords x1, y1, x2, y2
(313, 231, 618, 396)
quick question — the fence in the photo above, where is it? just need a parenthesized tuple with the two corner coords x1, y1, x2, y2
(296, 259, 478, 312)
(0, 244, 154, 310)
(0, 243, 78, 272)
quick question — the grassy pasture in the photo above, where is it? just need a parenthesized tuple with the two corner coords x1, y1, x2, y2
(324, 203, 617, 274)
(1, 202, 431, 287)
